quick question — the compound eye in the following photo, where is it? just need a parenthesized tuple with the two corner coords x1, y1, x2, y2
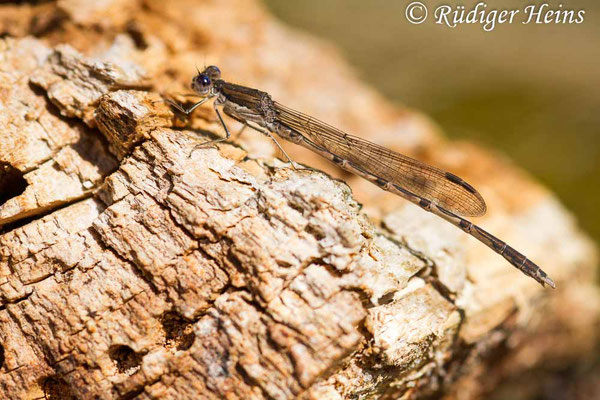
(200, 74, 211, 87)
(206, 65, 221, 79)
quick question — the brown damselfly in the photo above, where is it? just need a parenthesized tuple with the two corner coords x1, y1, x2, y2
(166, 65, 554, 288)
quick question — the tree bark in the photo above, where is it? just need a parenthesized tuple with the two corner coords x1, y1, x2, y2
(0, 1, 598, 400)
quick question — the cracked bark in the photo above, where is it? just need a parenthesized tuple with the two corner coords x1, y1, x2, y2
(0, 1, 599, 400)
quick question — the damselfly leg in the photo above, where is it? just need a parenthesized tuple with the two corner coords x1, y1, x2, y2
(189, 103, 232, 156)
(165, 97, 209, 115)
(242, 123, 299, 169)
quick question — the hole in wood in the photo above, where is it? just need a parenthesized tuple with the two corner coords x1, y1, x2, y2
(0, 162, 27, 205)
(125, 20, 148, 50)
(108, 345, 143, 375)
(377, 291, 396, 305)
(40, 376, 76, 400)
(120, 387, 145, 400)
(304, 223, 326, 240)
(161, 311, 196, 351)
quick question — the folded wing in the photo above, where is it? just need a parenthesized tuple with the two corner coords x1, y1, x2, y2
(275, 102, 487, 217)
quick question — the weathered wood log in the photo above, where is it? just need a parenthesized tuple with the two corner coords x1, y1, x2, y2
(0, 1, 598, 399)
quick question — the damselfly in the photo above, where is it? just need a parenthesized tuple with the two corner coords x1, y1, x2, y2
(166, 65, 554, 288)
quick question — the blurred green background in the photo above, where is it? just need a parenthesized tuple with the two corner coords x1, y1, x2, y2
(264, 0, 600, 245)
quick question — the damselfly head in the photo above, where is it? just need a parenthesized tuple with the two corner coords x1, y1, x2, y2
(191, 66, 221, 96)
(191, 73, 212, 95)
